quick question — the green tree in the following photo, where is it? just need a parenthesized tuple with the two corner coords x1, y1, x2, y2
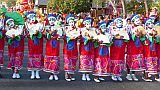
(150, 1, 160, 12)
(125, 0, 160, 16)
(47, 0, 91, 14)
(121, 0, 126, 18)
(0, 0, 16, 8)
(125, 0, 145, 14)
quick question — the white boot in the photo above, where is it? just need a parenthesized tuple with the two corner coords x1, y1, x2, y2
(132, 74, 138, 81)
(99, 77, 105, 81)
(35, 70, 40, 79)
(94, 78, 100, 83)
(30, 70, 35, 79)
(86, 74, 91, 81)
(65, 78, 71, 82)
(126, 74, 132, 81)
(12, 73, 16, 79)
(65, 73, 71, 82)
(155, 78, 160, 82)
(71, 77, 75, 81)
(49, 75, 53, 80)
(54, 75, 59, 81)
(82, 74, 86, 81)
(117, 76, 123, 82)
(111, 75, 117, 81)
(145, 79, 152, 82)
(16, 73, 20, 79)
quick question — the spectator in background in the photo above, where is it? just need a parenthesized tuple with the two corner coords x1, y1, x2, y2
(98, 15, 104, 23)
(104, 15, 109, 23)
(75, 15, 83, 28)
(106, 15, 113, 27)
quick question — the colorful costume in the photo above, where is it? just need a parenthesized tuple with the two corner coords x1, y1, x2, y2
(44, 14, 61, 80)
(79, 17, 94, 73)
(155, 21, 160, 74)
(63, 14, 80, 81)
(144, 18, 158, 75)
(141, 18, 160, 82)
(0, 6, 25, 79)
(25, 11, 44, 79)
(110, 17, 128, 81)
(93, 21, 112, 83)
(5, 18, 24, 79)
(93, 21, 111, 77)
(79, 17, 95, 81)
(0, 18, 5, 67)
(126, 15, 145, 72)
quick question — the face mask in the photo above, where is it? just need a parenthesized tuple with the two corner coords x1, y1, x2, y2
(84, 20, 92, 29)
(134, 18, 141, 25)
(7, 20, 15, 28)
(27, 14, 36, 23)
(48, 17, 56, 26)
(116, 20, 123, 28)
(69, 20, 74, 27)
(147, 22, 154, 28)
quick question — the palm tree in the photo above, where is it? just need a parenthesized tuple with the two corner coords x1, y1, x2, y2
(108, 0, 117, 14)
(144, 0, 149, 17)
(121, 0, 126, 18)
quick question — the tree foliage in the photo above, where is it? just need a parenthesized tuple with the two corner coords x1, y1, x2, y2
(0, 0, 16, 8)
(125, 0, 145, 14)
(47, 0, 91, 14)
(150, 1, 160, 12)
(125, 0, 160, 14)
(91, 0, 107, 8)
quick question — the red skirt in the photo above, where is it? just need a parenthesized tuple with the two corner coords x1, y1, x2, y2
(93, 45, 110, 76)
(79, 40, 95, 73)
(44, 56, 60, 74)
(27, 37, 44, 71)
(157, 44, 160, 73)
(126, 40, 145, 71)
(0, 37, 4, 66)
(44, 36, 60, 74)
(7, 36, 24, 70)
(63, 38, 78, 74)
(110, 39, 126, 76)
(143, 39, 158, 74)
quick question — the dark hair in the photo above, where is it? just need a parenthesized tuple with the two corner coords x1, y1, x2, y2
(99, 15, 104, 20)
(127, 18, 131, 21)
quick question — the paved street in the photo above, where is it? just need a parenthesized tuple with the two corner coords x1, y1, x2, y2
(0, 38, 160, 90)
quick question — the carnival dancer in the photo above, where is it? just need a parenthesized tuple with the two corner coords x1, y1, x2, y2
(110, 17, 129, 81)
(25, 11, 44, 79)
(93, 21, 112, 83)
(155, 21, 160, 79)
(63, 14, 80, 82)
(0, 17, 5, 71)
(79, 17, 95, 81)
(143, 18, 160, 82)
(5, 17, 24, 79)
(44, 14, 61, 81)
(126, 14, 146, 81)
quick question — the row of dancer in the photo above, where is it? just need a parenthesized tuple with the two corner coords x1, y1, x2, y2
(0, 9, 160, 82)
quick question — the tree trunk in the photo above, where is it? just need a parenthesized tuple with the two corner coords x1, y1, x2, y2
(121, 0, 126, 18)
(108, 0, 117, 14)
(144, 0, 149, 17)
